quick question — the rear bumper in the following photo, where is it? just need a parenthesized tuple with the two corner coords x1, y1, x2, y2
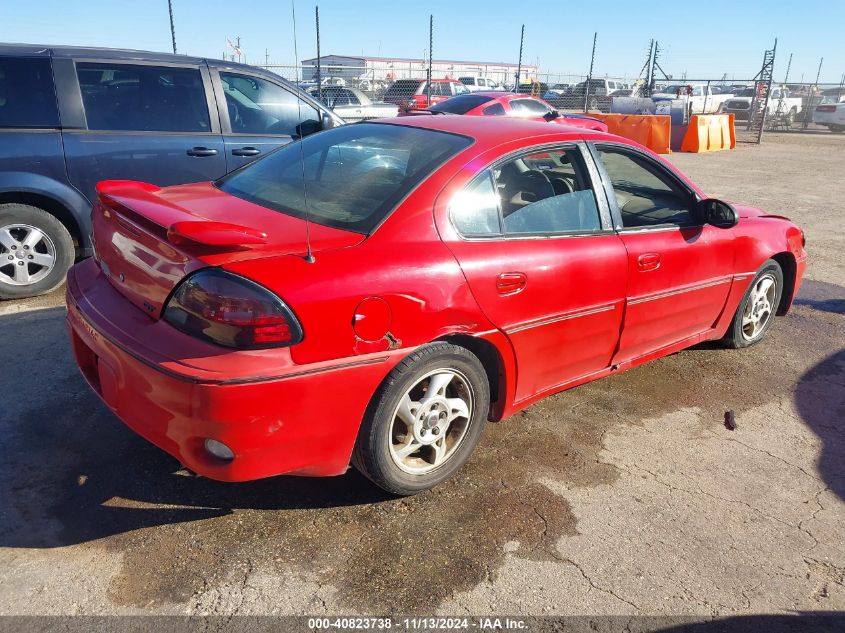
(66, 259, 404, 481)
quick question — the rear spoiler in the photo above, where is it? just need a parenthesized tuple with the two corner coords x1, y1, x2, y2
(95, 180, 268, 249)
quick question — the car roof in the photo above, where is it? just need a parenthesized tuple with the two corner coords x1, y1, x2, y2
(370, 114, 616, 147)
(0, 41, 256, 74)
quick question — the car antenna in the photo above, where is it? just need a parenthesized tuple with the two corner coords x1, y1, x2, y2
(291, 0, 315, 263)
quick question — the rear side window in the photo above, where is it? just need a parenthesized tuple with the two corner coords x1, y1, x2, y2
(430, 94, 492, 114)
(482, 103, 505, 116)
(217, 123, 472, 233)
(0, 57, 59, 128)
(76, 62, 210, 132)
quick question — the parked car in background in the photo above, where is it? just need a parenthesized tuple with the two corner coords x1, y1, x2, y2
(813, 101, 845, 132)
(308, 86, 398, 122)
(653, 83, 734, 116)
(66, 116, 806, 495)
(515, 81, 549, 96)
(426, 93, 608, 131)
(722, 85, 803, 123)
(0, 43, 340, 299)
(458, 77, 500, 92)
(383, 78, 468, 110)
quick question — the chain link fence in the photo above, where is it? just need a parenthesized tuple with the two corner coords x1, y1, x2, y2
(243, 55, 844, 139)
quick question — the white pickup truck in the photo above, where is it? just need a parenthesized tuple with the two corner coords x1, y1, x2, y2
(652, 84, 733, 116)
(722, 86, 803, 123)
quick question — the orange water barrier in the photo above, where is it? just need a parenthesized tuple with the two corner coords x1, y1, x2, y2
(680, 114, 736, 152)
(584, 113, 672, 154)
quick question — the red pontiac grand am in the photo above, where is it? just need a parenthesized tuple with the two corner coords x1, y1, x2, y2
(66, 117, 807, 495)
(427, 92, 609, 132)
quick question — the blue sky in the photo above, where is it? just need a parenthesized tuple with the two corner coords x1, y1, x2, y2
(4, 0, 843, 83)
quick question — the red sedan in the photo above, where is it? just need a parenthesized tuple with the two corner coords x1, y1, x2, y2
(66, 117, 806, 495)
(428, 91, 609, 132)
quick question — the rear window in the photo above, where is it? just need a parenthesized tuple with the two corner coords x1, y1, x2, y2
(430, 94, 493, 114)
(217, 123, 472, 233)
(0, 57, 59, 128)
(385, 80, 423, 97)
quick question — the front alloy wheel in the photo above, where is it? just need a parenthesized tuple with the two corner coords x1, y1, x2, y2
(724, 259, 783, 348)
(740, 273, 776, 342)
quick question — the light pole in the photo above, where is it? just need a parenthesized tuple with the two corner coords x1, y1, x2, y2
(167, 0, 177, 54)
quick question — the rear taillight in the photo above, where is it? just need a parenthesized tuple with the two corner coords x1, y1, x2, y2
(163, 269, 303, 349)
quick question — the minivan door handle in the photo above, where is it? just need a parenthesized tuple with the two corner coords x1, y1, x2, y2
(496, 272, 527, 295)
(231, 147, 261, 157)
(637, 253, 661, 271)
(187, 147, 219, 157)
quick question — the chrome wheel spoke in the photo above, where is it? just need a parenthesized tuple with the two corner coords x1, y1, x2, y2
(13, 262, 31, 284)
(29, 252, 54, 268)
(431, 436, 447, 466)
(446, 397, 469, 422)
(21, 228, 44, 250)
(422, 372, 454, 403)
(0, 229, 15, 251)
(396, 394, 418, 428)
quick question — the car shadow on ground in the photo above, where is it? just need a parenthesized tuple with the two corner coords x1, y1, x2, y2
(650, 612, 845, 632)
(0, 306, 392, 550)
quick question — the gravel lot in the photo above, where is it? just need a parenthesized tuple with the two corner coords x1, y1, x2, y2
(1, 130, 843, 622)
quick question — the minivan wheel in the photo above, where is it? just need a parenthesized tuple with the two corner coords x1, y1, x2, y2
(0, 204, 75, 300)
(723, 260, 783, 349)
(352, 342, 490, 495)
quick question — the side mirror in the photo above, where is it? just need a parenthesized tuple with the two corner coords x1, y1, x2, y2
(698, 198, 738, 229)
(295, 119, 322, 138)
(543, 110, 560, 121)
(321, 112, 337, 130)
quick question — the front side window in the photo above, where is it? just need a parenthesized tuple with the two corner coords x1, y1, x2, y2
(77, 63, 209, 132)
(218, 123, 472, 233)
(0, 57, 59, 128)
(450, 146, 602, 237)
(596, 147, 695, 228)
(221, 72, 319, 136)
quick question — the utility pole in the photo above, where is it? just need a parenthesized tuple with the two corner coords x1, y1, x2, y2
(515, 24, 524, 91)
(584, 32, 597, 111)
(426, 15, 433, 107)
(167, 0, 177, 54)
(315, 6, 321, 89)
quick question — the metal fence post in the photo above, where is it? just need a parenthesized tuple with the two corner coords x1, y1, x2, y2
(584, 32, 597, 112)
(515, 25, 524, 91)
(426, 15, 433, 107)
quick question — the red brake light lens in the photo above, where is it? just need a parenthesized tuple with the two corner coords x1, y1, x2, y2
(163, 269, 303, 349)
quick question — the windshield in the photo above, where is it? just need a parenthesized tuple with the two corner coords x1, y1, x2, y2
(430, 94, 493, 114)
(217, 123, 472, 233)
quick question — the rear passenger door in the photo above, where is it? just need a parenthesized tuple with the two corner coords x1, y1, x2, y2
(61, 59, 226, 204)
(209, 67, 324, 171)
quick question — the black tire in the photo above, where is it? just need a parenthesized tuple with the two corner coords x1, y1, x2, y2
(0, 203, 75, 300)
(723, 259, 784, 349)
(787, 108, 796, 124)
(352, 342, 490, 495)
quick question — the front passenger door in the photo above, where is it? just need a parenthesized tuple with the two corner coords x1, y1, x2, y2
(591, 144, 736, 364)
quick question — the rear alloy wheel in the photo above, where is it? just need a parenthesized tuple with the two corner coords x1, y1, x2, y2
(0, 204, 75, 300)
(723, 260, 783, 348)
(353, 342, 489, 495)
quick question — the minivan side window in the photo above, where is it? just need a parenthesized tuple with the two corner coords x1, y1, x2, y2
(221, 72, 319, 136)
(76, 63, 210, 132)
(0, 57, 59, 128)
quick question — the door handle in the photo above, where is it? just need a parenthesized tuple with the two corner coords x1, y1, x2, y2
(496, 272, 527, 295)
(231, 146, 261, 157)
(187, 147, 219, 157)
(637, 252, 661, 271)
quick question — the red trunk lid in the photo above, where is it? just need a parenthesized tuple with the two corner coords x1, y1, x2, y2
(91, 180, 364, 318)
